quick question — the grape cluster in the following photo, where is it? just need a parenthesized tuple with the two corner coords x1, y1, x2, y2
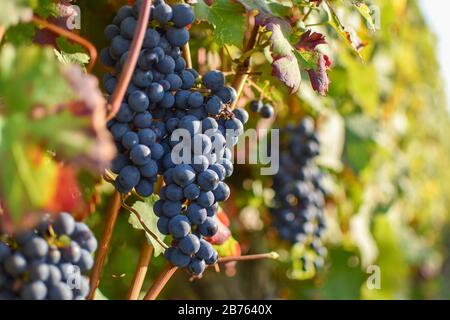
(0, 213, 97, 300)
(249, 100, 274, 119)
(270, 117, 327, 269)
(102, 1, 248, 275)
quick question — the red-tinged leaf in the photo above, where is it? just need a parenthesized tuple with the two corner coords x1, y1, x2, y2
(61, 65, 116, 173)
(207, 216, 231, 245)
(295, 30, 327, 51)
(216, 209, 230, 227)
(307, 53, 332, 96)
(44, 164, 85, 214)
(213, 236, 241, 258)
(267, 23, 302, 94)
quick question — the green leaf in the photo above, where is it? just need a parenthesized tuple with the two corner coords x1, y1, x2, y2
(4, 23, 35, 46)
(0, 120, 58, 222)
(54, 49, 90, 67)
(93, 288, 109, 300)
(324, 1, 365, 58)
(33, 0, 58, 18)
(349, 0, 376, 31)
(344, 114, 377, 173)
(194, 0, 246, 47)
(128, 195, 166, 257)
(0, 45, 73, 113)
(0, 0, 33, 28)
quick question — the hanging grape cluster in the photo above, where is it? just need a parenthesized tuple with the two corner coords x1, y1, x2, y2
(0, 213, 97, 300)
(249, 100, 274, 119)
(270, 117, 328, 269)
(102, 1, 249, 275)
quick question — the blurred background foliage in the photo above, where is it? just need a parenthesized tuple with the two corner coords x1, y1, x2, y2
(77, 0, 450, 299)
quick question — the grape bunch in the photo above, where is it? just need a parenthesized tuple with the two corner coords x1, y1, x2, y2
(270, 117, 327, 269)
(102, 1, 249, 275)
(0, 213, 97, 300)
(249, 100, 274, 119)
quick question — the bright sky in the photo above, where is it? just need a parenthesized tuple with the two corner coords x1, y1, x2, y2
(419, 0, 450, 111)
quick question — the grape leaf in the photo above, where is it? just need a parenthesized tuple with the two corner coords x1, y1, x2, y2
(267, 23, 301, 93)
(128, 196, 166, 257)
(0, 45, 73, 113)
(324, 2, 366, 58)
(0, 0, 33, 28)
(348, 0, 376, 31)
(194, 0, 246, 47)
(213, 235, 241, 258)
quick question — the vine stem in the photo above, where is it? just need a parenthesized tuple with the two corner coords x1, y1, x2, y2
(217, 252, 279, 264)
(31, 16, 97, 73)
(143, 264, 178, 300)
(106, 0, 152, 121)
(126, 176, 165, 300)
(231, 20, 260, 109)
(0, 26, 5, 43)
(183, 43, 193, 69)
(303, 7, 313, 22)
(87, 191, 122, 300)
(121, 196, 169, 250)
(127, 242, 154, 300)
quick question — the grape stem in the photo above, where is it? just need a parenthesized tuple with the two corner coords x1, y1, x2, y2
(106, 0, 152, 121)
(127, 241, 154, 300)
(0, 26, 5, 43)
(303, 7, 314, 22)
(183, 43, 193, 69)
(126, 176, 165, 300)
(217, 252, 279, 264)
(143, 264, 178, 300)
(120, 195, 169, 250)
(231, 18, 260, 109)
(31, 16, 98, 73)
(87, 191, 122, 300)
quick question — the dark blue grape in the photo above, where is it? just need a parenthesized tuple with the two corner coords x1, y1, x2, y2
(186, 203, 207, 225)
(139, 160, 158, 177)
(128, 90, 149, 112)
(180, 70, 196, 90)
(202, 70, 225, 91)
(184, 184, 200, 200)
(143, 28, 161, 49)
(147, 82, 165, 103)
(134, 111, 153, 129)
(121, 131, 139, 149)
(172, 4, 195, 27)
(153, 3, 173, 24)
(188, 92, 204, 108)
(21, 281, 47, 300)
(105, 24, 120, 40)
(132, 69, 153, 87)
(250, 100, 263, 112)
(135, 179, 154, 197)
(166, 27, 190, 47)
(168, 215, 191, 238)
(205, 95, 223, 115)
(172, 164, 196, 187)
(188, 258, 206, 275)
(178, 234, 200, 255)
(260, 104, 274, 118)
(110, 36, 131, 59)
(117, 165, 141, 191)
(138, 128, 157, 146)
(120, 16, 137, 39)
(168, 248, 190, 268)
(198, 217, 218, 237)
